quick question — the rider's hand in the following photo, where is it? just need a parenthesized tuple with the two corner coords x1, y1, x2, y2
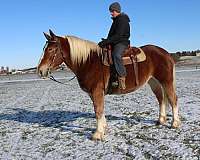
(98, 38, 109, 48)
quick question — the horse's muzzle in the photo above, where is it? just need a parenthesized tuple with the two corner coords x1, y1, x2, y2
(38, 67, 51, 79)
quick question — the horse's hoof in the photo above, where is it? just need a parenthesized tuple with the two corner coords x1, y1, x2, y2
(158, 116, 167, 125)
(92, 131, 105, 141)
(172, 120, 181, 128)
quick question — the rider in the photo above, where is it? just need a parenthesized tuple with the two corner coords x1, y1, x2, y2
(98, 2, 130, 89)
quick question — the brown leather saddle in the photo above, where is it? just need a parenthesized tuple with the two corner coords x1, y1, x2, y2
(102, 45, 146, 66)
(102, 45, 146, 88)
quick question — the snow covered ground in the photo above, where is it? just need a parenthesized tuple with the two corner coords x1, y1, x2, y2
(0, 68, 199, 159)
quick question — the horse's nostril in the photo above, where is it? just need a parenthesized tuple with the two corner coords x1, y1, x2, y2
(40, 70, 42, 76)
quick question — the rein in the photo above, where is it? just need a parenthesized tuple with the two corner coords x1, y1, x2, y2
(49, 75, 76, 86)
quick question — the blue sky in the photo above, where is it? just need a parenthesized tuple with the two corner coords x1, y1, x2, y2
(0, 0, 200, 69)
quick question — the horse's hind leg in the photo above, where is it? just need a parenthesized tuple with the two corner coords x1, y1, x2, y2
(148, 77, 168, 125)
(163, 83, 180, 128)
(162, 67, 180, 128)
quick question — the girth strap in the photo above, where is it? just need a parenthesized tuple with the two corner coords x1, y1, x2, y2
(130, 55, 139, 86)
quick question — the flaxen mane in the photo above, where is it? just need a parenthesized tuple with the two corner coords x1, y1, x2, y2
(65, 36, 102, 64)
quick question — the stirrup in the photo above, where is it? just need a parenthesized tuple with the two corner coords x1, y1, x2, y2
(118, 77, 126, 90)
(111, 81, 119, 88)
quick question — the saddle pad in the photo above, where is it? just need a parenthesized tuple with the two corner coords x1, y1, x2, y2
(136, 48, 146, 62)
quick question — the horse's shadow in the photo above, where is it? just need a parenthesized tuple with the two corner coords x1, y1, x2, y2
(0, 108, 157, 135)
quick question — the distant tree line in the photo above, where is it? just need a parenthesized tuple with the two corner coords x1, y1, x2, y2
(174, 49, 200, 56)
(170, 49, 200, 62)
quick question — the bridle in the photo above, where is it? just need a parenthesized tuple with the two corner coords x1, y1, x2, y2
(44, 40, 76, 85)
(44, 40, 63, 69)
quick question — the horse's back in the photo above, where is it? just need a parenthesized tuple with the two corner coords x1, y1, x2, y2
(141, 44, 174, 62)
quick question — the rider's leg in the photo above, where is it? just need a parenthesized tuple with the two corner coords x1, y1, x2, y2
(112, 43, 128, 89)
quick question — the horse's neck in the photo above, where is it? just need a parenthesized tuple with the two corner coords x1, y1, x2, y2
(61, 37, 102, 83)
(74, 53, 102, 81)
(61, 38, 77, 73)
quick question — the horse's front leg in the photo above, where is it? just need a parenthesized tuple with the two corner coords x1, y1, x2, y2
(90, 89, 107, 141)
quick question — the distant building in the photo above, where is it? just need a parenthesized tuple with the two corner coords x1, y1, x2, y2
(1, 66, 4, 71)
(0, 66, 8, 75)
(6, 66, 9, 73)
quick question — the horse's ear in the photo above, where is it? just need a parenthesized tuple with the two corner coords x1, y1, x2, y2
(49, 29, 56, 38)
(43, 32, 52, 41)
(49, 29, 60, 42)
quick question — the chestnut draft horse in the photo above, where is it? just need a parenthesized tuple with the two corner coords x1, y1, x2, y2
(37, 30, 180, 140)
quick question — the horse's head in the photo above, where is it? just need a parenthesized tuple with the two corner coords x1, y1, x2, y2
(37, 30, 65, 78)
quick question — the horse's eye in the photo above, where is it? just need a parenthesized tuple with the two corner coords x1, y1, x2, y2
(48, 48, 53, 51)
